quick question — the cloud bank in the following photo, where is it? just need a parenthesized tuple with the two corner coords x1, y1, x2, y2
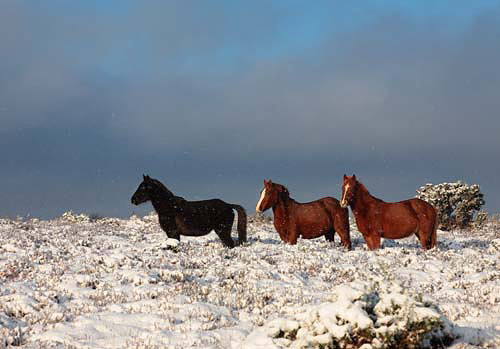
(1, 1, 499, 217)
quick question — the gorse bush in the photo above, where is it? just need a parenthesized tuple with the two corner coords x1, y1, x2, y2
(416, 181, 485, 230)
(60, 211, 91, 223)
(249, 213, 273, 224)
(245, 282, 455, 348)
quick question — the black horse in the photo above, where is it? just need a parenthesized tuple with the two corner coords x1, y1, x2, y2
(131, 175, 247, 248)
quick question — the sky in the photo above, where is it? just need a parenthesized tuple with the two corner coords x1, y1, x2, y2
(1, 1, 499, 219)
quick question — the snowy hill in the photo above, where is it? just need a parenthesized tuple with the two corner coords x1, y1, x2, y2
(1, 212, 499, 348)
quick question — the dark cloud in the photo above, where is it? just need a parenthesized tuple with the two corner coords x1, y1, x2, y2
(1, 2, 499, 218)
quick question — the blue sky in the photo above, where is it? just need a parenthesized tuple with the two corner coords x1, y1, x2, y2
(1, 1, 499, 218)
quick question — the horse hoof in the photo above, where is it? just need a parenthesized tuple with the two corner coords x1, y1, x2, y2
(164, 245, 179, 253)
(162, 238, 180, 252)
(166, 238, 180, 248)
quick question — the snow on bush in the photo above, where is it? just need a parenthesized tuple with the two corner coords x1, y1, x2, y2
(60, 211, 91, 223)
(249, 213, 274, 225)
(416, 181, 485, 230)
(244, 281, 454, 349)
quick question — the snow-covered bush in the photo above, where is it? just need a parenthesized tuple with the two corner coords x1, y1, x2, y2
(0, 325, 25, 347)
(244, 281, 454, 349)
(60, 211, 90, 223)
(416, 181, 485, 230)
(249, 213, 273, 225)
(473, 211, 489, 229)
(142, 211, 159, 223)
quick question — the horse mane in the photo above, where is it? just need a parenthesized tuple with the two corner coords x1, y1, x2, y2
(356, 180, 370, 195)
(273, 183, 290, 198)
(356, 179, 384, 203)
(151, 179, 175, 198)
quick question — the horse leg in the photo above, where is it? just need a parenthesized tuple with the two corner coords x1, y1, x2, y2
(419, 216, 438, 250)
(274, 220, 289, 243)
(324, 230, 335, 242)
(430, 216, 438, 249)
(338, 232, 352, 250)
(159, 219, 180, 240)
(416, 226, 433, 250)
(417, 230, 428, 250)
(333, 214, 352, 250)
(364, 234, 381, 250)
(166, 230, 180, 241)
(215, 224, 235, 249)
(278, 230, 289, 243)
(162, 229, 181, 251)
(413, 217, 434, 250)
(287, 226, 299, 245)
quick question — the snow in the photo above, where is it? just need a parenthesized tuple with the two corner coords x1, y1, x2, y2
(0, 212, 499, 348)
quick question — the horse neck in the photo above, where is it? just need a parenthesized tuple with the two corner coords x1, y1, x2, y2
(149, 189, 176, 215)
(351, 182, 377, 213)
(272, 193, 295, 218)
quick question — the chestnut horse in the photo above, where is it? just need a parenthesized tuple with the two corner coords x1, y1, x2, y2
(340, 175, 437, 250)
(256, 180, 351, 249)
(131, 175, 247, 248)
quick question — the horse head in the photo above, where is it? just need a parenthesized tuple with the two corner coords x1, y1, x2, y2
(131, 174, 174, 205)
(340, 174, 357, 208)
(256, 179, 290, 212)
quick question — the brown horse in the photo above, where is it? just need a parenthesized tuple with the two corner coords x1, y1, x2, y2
(340, 175, 437, 250)
(256, 180, 351, 249)
(131, 175, 247, 248)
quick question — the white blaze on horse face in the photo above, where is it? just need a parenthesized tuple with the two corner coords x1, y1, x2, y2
(256, 188, 267, 212)
(341, 184, 350, 208)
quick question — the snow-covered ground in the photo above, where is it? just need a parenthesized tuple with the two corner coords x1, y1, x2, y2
(0, 212, 499, 348)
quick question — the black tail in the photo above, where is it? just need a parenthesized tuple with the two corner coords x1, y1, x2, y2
(230, 204, 247, 244)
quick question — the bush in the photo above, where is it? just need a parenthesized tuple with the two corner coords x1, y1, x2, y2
(60, 211, 91, 223)
(244, 281, 455, 348)
(416, 181, 485, 230)
(248, 213, 273, 225)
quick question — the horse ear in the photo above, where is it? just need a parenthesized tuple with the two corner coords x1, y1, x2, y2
(343, 174, 347, 179)
(352, 174, 356, 180)
(143, 174, 147, 180)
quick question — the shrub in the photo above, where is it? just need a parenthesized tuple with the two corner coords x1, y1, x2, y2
(248, 213, 273, 225)
(416, 181, 485, 230)
(60, 211, 91, 223)
(244, 281, 455, 348)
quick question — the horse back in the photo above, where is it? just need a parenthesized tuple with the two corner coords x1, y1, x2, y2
(318, 196, 343, 210)
(407, 198, 437, 220)
(174, 198, 234, 232)
(294, 197, 340, 216)
(379, 198, 435, 238)
(293, 197, 344, 238)
(294, 196, 340, 209)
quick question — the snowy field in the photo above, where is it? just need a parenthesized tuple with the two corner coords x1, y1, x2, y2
(1, 212, 499, 348)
